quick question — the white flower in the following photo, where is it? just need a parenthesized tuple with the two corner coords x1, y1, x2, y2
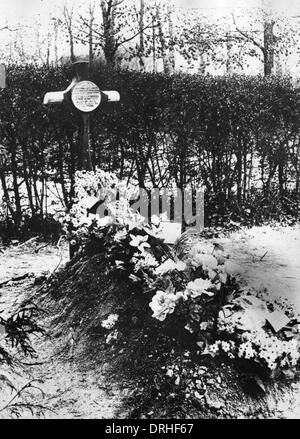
(151, 215, 160, 227)
(60, 168, 149, 235)
(184, 278, 213, 298)
(191, 253, 218, 271)
(199, 321, 209, 331)
(166, 369, 173, 377)
(155, 259, 187, 275)
(191, 242, 215, 256)
(176, 261, 187, 271)
(184, 322, 194, 333)
(207, 269, 217, 280)
(115, 260, 124, 268)
(96, 215, 113, 228)
(238, 341, 256, 360)
(223, 260, 241, 277)
(220, 341, 231, 353)
(101, 314, 119, 330)
(129, 234, 150, 251)
(132, 252, 159, 272)
(149, 290, 182, 321)
(114, 228, 127, 242)
(202, 254, 218, 270)
(218, 271, 228, 284)
(207, 342, 220, 355)
(106, 329, 118, 344)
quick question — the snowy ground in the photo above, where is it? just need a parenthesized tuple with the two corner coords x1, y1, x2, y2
(219, 225, 300, 311)
(0, 240, 127, 419)
(1, 225, 300, 418)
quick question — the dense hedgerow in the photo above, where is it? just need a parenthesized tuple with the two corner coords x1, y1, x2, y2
(0, 64, 300, 235)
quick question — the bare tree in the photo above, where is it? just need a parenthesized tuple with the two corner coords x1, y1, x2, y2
(167, 2, 175, 73)
(88, 1, 96, 66)
(232, 11, 276, 76)
(52, 17, 62, 66)
(75, 0, 155, 68)
(138, 0, 145, 71)
(63, 4, 76, 62)
(155, 1, 169, 73)
(100, 0, 118, 66)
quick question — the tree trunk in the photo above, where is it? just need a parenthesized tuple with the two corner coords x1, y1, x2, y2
(0, 171, 16, 221)
(70, 36, 75, 63)
(236, 135, 243, 204)
(89, 1, 95, 67)
(226, 32, 234, 74)
(64, 6, 76, 63)
(54, 20, 59, 66)
(167, 3, 175, 73)
(263, 19, 275, 76)
(152, 18, 156, 73)
(101, 0, 117, 68)
(10, 150, 22, 227)
(138, 0, 145, 71)
(278, 142, 286, 199)
(156, 4, 169, 74)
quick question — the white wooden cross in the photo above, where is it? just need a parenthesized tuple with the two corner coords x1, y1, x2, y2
(43, 60, 120, 170)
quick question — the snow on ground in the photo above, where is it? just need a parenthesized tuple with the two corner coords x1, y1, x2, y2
(1, 226, 300, 418)
(217, 225, 300, 418)
(218, 225, 300, 312)
(0, 239, 69, 283)
(0, 240, 128, 419)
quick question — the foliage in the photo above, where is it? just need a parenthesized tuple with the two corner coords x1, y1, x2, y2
(0, 302, 44, 417)
(206, 291, 300, 377)
(63, 169, 300, 381)
(1, 65, 300, 238)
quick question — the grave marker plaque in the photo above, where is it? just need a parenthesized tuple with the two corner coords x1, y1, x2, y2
(71, 81, 101, 113)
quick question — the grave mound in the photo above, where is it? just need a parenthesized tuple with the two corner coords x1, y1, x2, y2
(33, 169, 300, 418)
(34, 231, 297, 419)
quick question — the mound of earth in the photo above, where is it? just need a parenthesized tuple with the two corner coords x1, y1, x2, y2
(32, 239, 296, 419)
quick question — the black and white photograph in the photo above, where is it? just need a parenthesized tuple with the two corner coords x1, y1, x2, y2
(0, 0, 300, 422)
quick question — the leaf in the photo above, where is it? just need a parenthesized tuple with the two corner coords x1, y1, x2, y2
(220, 305, 234, 319)
(282, 329, 296, 340)
(0, 373, 17, 392)
(253, 376, 266, 393)
(196, 341, 205, 349)
(129, 274, 141, 282)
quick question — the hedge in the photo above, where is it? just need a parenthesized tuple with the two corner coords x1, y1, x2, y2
(0, 64, 300, 235)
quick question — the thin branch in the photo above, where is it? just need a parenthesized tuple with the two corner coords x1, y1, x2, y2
(0, 25, 19, 32)
(231, 12, 265, 53)
(74, 13, 155, 52)
(0, 380, 42, 413)
(116, 18, 155, 49)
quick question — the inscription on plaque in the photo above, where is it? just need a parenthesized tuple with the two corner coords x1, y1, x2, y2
(71, 80, 101, 112)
